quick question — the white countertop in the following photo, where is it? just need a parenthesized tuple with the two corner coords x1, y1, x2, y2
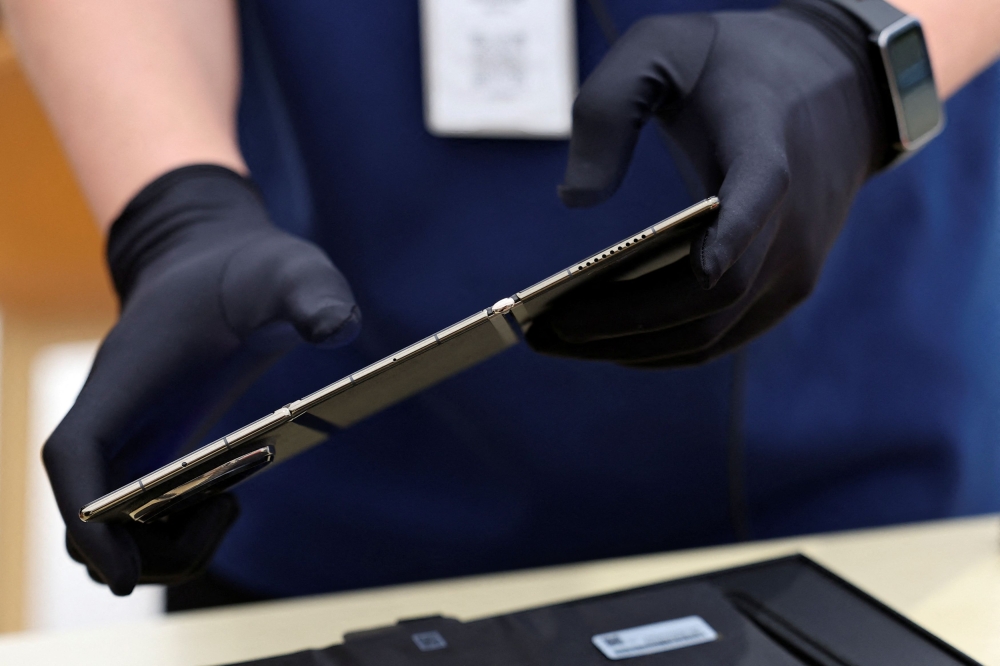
(1, 514, 997, 665)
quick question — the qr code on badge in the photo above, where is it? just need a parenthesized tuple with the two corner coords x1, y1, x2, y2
(470, 31, 526, 94)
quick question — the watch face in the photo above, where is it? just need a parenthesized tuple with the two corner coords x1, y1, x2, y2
(884, 22, 942, 149)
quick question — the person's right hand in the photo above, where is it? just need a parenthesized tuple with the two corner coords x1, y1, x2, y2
(526, 0, 889, 366)
(42, 165, 361, 595)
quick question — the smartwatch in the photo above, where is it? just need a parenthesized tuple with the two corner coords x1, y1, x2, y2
(824, 0, 944, 160)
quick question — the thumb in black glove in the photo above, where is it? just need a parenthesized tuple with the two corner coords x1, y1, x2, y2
(528, 0, 890, 366)
(43, 164, 361, 594)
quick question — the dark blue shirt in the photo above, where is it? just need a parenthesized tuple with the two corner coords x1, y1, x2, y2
(208, 0, 1000, 597)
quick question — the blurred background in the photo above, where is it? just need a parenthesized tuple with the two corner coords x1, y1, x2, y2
(0, 20, 163, 634)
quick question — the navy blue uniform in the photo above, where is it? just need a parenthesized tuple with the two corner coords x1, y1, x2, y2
(205, 1, 1000, 597)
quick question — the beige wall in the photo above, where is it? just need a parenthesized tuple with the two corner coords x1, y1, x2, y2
(0, 28, 116, 633)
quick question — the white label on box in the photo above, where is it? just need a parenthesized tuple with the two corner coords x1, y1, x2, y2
(419, 0, 576, 138)
(591, 615, 719, 660)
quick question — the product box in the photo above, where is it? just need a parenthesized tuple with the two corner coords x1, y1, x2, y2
(228, 555, 979, 665)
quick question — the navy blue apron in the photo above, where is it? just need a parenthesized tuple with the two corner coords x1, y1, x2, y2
(204, 0, 1000, 597)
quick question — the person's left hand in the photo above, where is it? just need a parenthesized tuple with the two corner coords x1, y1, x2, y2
(527, 1, 891, 366)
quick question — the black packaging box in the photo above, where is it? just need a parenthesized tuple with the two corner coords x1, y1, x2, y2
(228, 554, 980, 665)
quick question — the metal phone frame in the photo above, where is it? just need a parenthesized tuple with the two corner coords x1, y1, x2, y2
(80, 197, 719, 523)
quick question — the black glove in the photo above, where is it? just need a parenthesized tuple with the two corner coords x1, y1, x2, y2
(43, 165, 361, 595)
(528, 0, 890, 366)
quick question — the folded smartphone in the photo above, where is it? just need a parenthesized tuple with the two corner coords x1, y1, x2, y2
(80, 197, 719, 524)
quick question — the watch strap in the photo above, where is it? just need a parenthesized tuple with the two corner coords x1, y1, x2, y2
(822, 0, 907, 33)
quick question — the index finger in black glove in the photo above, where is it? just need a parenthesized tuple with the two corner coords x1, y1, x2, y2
(43, 165, 361, 595)
(529, 1, 888, 365)
(62, 495, 238, 591)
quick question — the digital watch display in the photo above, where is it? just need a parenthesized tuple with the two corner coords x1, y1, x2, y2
(826, 0, 944, 160)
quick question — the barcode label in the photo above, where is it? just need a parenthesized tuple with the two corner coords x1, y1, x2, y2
(591, 616, 718, 660)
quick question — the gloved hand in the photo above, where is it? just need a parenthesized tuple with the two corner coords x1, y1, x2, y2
(527, 0, 891, 366)
(43, 165, 361, 595)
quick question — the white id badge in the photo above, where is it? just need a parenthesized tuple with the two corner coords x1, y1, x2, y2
(419, 0, 577, 138)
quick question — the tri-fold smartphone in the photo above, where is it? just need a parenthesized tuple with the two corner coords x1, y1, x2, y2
(80, 197, 719, 524)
